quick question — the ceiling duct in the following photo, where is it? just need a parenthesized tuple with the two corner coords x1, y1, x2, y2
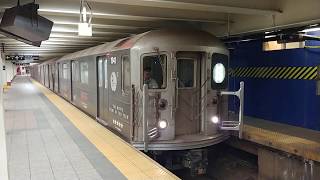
(222, 25, 320, 44)
(0, 1, 53, 47)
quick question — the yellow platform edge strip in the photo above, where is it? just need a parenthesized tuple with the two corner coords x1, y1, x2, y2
(32, 79, 180, 180)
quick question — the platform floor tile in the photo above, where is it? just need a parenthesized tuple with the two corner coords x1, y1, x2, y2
(5, 77, 126, 180)
(32, 78, 179, 180)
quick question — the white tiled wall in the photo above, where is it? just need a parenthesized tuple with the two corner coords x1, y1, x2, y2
(0, 52, 8, 180)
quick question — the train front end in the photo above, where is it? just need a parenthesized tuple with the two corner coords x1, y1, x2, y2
(130, 29, 244, 152)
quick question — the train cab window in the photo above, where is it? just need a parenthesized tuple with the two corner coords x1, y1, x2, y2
(62, 63, 68, 79)
(80, 62, 89, 84)
(143, 55, 167, 89)
(122, 56, 130, 94)
(177, 59, 195, 88)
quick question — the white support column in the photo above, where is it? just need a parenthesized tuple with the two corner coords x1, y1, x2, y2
(0, 52, 8, 180)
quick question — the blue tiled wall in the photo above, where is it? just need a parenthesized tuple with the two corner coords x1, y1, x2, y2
(228, 32, 320, 131)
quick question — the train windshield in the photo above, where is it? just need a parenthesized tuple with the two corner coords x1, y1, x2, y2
(143, 54, 167, 89)
(177, 59, 195, 88)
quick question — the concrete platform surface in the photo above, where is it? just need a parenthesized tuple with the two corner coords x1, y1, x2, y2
(4, 76, 178, 180)
(243, 116, 320, 162)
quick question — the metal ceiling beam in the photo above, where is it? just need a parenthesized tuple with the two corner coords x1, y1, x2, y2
(51, 26, 135, 35)
(4, 47, 84, 50)
(4, 53, 66, 56)
(1, 41, 98, 46)
(46, 38, 106, 43)
(51, 24, 144, 35)
(48, 33, 118, 40)
(53, 21, 151, 30)
(0, 37, 106, 43)
(46, 15, 183, 29)
(37, 8, 227, 24)
(86, 0, 281, 16)
(3, 44, 93, 48)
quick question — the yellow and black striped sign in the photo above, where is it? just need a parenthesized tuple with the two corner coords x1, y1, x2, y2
(229, 66, 318, 80)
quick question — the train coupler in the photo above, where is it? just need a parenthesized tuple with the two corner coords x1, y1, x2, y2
(182, 149, 208, 177)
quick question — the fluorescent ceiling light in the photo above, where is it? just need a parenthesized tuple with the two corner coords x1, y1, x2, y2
(51, 27, 77, 33)
(265, 35, 276, 38)
(78, 23, 92, 36)
(302, 27, 320, 33)
(78, 0, 93, 36)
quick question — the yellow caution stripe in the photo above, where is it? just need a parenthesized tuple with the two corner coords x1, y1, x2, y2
(229, 66, 318, 80)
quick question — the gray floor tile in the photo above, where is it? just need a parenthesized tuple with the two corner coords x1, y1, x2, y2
(5, 77, 126, 180)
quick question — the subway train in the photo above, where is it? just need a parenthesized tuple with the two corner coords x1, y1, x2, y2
(30, 29, 244, 175)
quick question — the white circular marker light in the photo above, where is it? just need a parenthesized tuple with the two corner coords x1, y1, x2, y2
(158, 120, 168, 129)
(211, 116, 219, 124)
(212, 63, 226, 83)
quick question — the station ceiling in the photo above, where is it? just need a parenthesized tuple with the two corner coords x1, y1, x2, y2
(0, 0, 319, 62)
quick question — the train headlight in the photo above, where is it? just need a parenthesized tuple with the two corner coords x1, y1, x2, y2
(158, 120, 168, 129)
(211, 116, 219, 124)
(212, 63, 226, 84)
(211, 53, 228, 90)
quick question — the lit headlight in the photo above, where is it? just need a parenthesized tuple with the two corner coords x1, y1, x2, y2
(211, 116, 219, 124)
(212, 63, 226, 83)
(158, 120, 168, 129)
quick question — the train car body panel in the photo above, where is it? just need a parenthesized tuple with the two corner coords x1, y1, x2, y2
(59, 61, 72, 101)
(72, 56, 97, 117)
(30, 29, 231, 151)
(102, 49, 132, 139)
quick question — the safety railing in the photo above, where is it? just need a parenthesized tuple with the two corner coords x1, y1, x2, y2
(220, 81, 245, 139)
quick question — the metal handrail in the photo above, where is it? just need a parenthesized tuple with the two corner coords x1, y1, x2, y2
(142, 84, 149, 152)
(220, 81, 245, 139)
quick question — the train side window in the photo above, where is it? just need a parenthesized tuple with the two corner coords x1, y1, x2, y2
(177, 59, 195, 88)
(63, 63, 68, 79)
(104, 60, 108, 89)
(80, 62, 89, 84)
(122, 56, 130, 94)
(142, 54, 167, 89)
(75, 62, 79, 81)
(71, 61, 76, 81)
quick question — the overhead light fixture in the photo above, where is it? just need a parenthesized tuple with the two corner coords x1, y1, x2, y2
(302, 27, 320, 33)
(78, 0, 92, 36)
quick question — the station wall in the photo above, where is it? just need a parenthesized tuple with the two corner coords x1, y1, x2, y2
(228, 33, 320, 131)
(4, 61, 17, 85)
(0, 52, 8, 180)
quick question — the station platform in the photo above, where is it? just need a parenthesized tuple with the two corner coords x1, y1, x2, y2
(240, 117, 320, 162)
(4, 76, 179, 180)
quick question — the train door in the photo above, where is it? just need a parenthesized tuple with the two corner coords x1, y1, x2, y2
(71, 60, 75, 102)
(47, 65, 50, 88)
(51, 64, 55, 91)
(97, 56, 108, 122)
(57, 63, 60, 93)
(43, 65, 46, 85)
(175, 52, 201, 135)
(48, 65, 51, 89)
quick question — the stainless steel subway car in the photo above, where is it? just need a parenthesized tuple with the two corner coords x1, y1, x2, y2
(31, 29, 243, 166)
